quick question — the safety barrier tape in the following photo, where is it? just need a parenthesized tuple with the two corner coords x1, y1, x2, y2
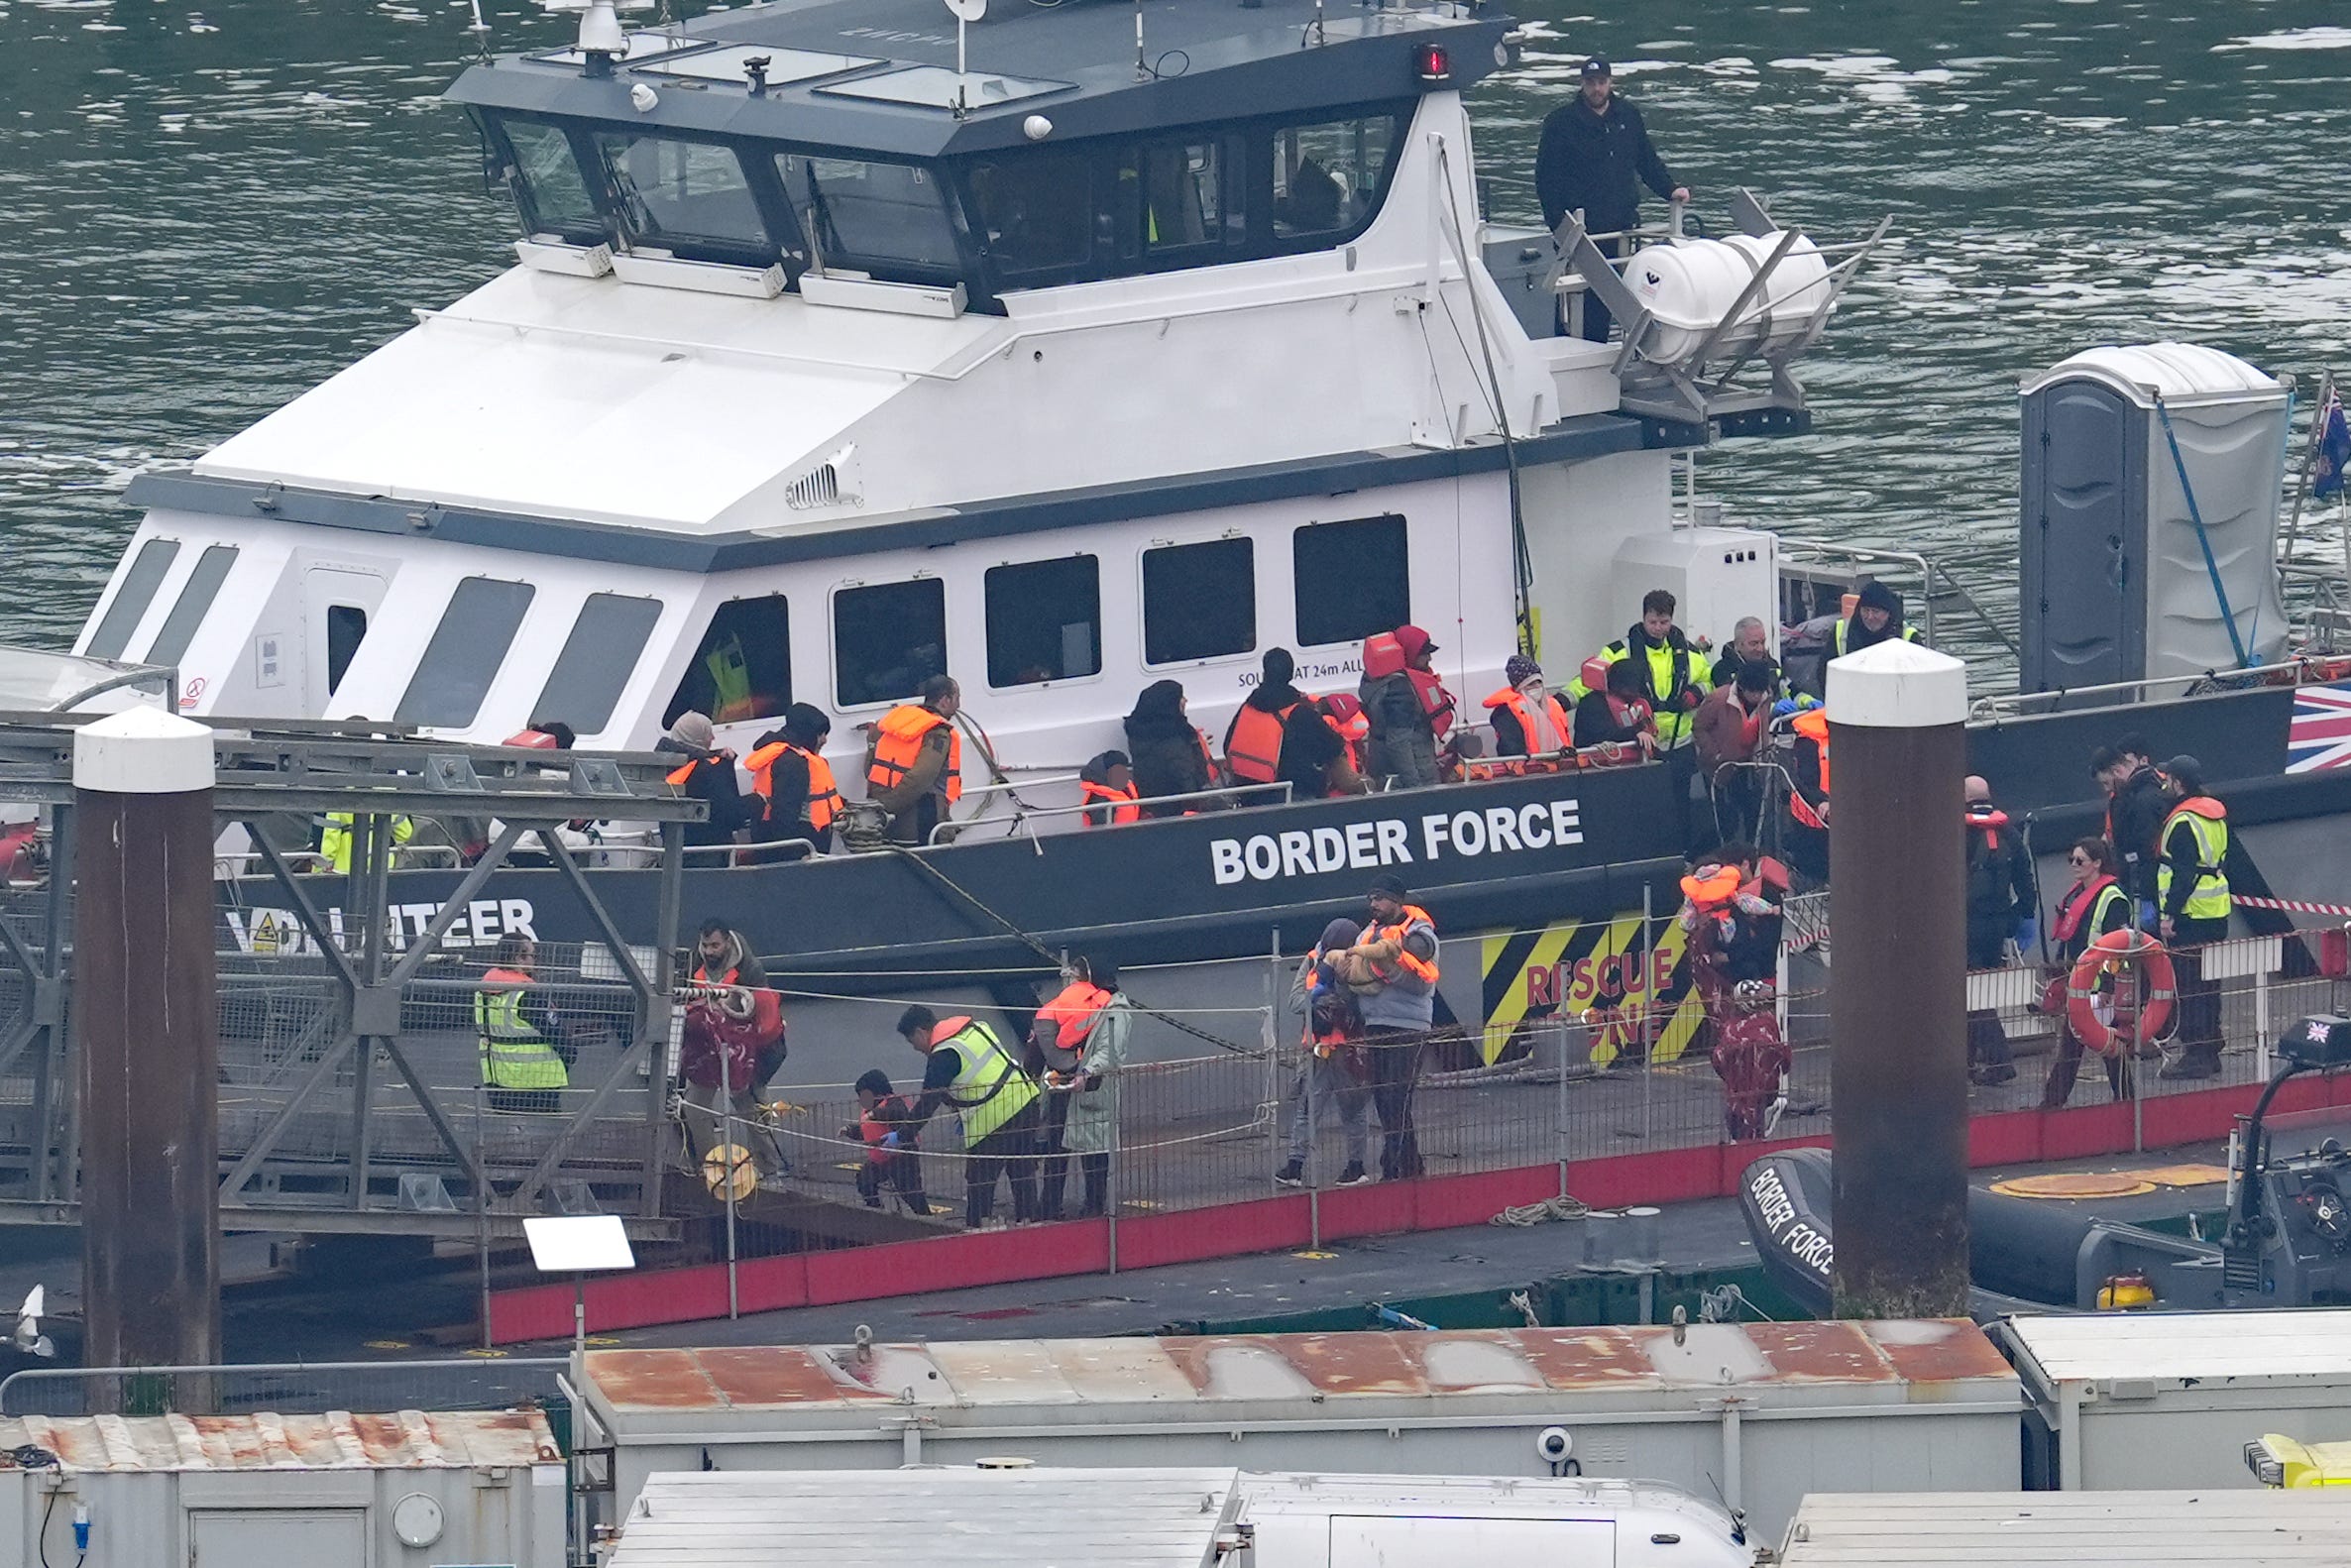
(2234, 895, 2351, 917)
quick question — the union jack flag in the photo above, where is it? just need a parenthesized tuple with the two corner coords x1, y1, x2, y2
(2288, 681, 2351, 772)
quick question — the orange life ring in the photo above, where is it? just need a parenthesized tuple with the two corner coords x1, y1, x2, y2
(2065, 929, 2177, 1058)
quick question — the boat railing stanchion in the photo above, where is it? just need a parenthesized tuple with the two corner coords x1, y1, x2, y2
(1555, 1013, 1571, 1201)
(1641, 882, 1654, 1145)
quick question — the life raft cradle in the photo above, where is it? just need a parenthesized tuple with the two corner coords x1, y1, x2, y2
(2065, 929, 2177, 1060)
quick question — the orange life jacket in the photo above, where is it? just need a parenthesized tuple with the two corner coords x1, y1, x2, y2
(1681, 864, 1741, 910)
(1036, 980, 1112, 1050)
(1370, 904, 1440, 984)
(1078, 778, 1141, 827)
(1226, 702, 1294, 784)
(748, 741, 841, 832)
(503, 728, 561, 749)
(1964, 803, 2010, 849)
(665, 757, 702, 788)
(1482, 687, 1572, 755)
(867, 706, 962, 804)
(1318, 695, 1370, 784)
(1789, 708, 1830, 830)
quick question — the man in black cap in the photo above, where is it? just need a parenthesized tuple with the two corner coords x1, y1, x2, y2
(1534, 56, 1690, 343)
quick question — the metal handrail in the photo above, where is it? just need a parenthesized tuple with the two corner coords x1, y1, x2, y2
(1, 1356, 568, 1417)
(926, 779, 1293, 843)
(1778, 537, 2021, 658)
(1966, 658, 2311, 720)
(681, 838, 816, 864)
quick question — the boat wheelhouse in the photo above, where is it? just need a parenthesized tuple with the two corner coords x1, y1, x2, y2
(83, 0, 1832, 791)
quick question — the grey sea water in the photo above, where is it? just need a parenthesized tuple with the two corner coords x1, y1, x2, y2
(3, 0, 2348, 657)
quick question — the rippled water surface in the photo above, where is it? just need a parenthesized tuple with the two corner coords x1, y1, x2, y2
(4, 0, 2348, 653)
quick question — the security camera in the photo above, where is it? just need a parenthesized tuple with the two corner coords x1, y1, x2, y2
(1536, 1426, 1573, 1464)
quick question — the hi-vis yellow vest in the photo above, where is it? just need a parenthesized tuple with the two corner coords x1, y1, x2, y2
(937, 1017, 1037, 1149)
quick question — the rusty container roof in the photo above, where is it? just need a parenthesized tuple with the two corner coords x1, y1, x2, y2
(583, 1320, 2017, 1436)
(0, 1408, 562, 1474)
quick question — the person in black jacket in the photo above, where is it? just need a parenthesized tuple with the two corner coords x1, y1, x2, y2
(1533, 56, 1689, 342)
(655, 711, 762, 850)
(1123, 680, 1215, 817)
(2092, 735, 2166, 916)
(747, 702, 836, 860)
(1962, 777, 2035, 1086)
(1571, 658, 1658, 751)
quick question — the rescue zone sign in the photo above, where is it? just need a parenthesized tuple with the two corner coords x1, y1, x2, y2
(1477, 908, 1701, 1067)
(1211, 796, 1583, 885)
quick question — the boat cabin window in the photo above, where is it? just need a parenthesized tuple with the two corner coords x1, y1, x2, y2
(1139, 137, 1236, 259)
(984, 555, 1101, 688)
(834, 578, 948, 708)
(86, 537, 181, 660)
(965, 148, 1094, 280)
(596, 131, 781, 265)
(1271, 109, 1403, 244)
(538, 592, 664, 735)
(394, 576, 535, 728)
(778, 154, 964, 281)
(1293, 515, 1409, 647)
(667, 594, 790, 728)
(325, 605, 369, 699)
(1143, 539, 1256, 666)
(146, 544, 240, 668)
(503, 118, 608, 247)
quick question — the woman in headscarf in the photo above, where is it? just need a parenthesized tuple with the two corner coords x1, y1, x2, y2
(655, 711, 761, 848)
(1123, 680, 1215, 817)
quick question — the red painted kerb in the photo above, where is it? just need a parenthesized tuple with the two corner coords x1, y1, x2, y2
(486, 1074, 2351, 1344)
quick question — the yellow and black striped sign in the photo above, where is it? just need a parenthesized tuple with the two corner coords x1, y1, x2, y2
(1478, 912, 1703, 1066)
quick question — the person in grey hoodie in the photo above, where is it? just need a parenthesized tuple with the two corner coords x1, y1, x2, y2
(1355, 872, 1439, 1180)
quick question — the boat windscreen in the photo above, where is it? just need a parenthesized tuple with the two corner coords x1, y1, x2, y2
(777, 153, 965, 280)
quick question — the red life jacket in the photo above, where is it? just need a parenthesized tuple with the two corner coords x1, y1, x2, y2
(858, 1094, 911, 1163)
(1965, 803, 2010, 849)
(2054, 873, 2119, 945)
(1407, 668, 1457, 741)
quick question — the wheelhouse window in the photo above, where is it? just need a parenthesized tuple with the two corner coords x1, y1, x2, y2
(666, 595, 789, 728)
(1139, 137, 1236, 259)
(984, 556, 1100, 688)
(1293, 515, 1409, 646)
(325, 605, 369, 699)
(965, 148, 1093, 281)
(502, 118, 606, 246)
(85, 537, 180, 660)
(1143, 539, 1255, 665)
(778, 154, 964, 280)
(1271, 108, 1404, 244)
(537, 593, 664, 735)
(595, 132, 778, 264)
(394, 577, 535, 728)
(834, 578, 947, 708)
(146, 544, 239, 668)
